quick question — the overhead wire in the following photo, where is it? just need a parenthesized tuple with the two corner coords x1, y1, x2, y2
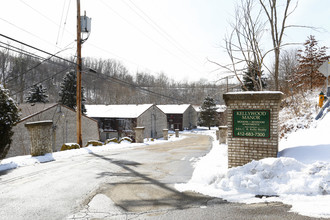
(0, 42, 45, 61)
(10, 0, 202, 79)
(60, 0, 72, 46)
(125, 0, 201, 65)
(19, 0, 75, 38)
(56, 0, 67, 46)
(0, 17, 64, 51)
(2, 34, 183, 103)
(18, 0, 75, 53)
(6, 46, 73, 86)
(11, 53, 77, 97)
(0, 41, 78, 77)
(11, 64, 74, 97)
(0, 33, 77, 66)
(99, 0, 203, 75)
(84, 68, 184, 103)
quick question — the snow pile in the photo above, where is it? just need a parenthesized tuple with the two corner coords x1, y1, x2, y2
(216, 158, 330, 197)
(176, 113, 330, 218)
(0, 134, 185, 172)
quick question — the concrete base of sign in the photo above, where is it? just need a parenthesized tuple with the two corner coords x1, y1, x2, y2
(223, 92, 283, 168)
(25, 120, 54, 156)
(134, 127, 145, 143)
(219, 126, 228, 144)
(175, 129, 179, 137)
(163, 129, 169, 140)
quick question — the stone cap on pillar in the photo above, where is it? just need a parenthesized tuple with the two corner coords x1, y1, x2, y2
(134, 127, 145, 130)
(163, 129, 169, 131)
(223, 91, 283, 104)
(25, 120, 53, 128)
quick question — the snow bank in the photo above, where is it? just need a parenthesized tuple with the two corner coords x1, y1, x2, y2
(0, 134, 185, 172)
(176, 120, 330, 218)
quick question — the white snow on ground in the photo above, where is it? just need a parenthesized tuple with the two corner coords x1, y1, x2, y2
(0, 135, 185, 172)
(2, 106, 330, 218)
(176, 115, 330, 218)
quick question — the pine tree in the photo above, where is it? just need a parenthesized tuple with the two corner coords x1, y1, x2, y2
(59, 71, 86, 114)
(242, 61, 267, 91)
(0, 84, 20, 159)
(200, 96, 218, 130)
(25, 84, 49, 103)
(294, 35, 329, 91)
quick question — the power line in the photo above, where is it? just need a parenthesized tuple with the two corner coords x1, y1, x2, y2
(0, 41, 76, 75)
(0, 33, 76, 66)
(1, 33, 184, 103)
(19, 0, 75, 39)
(59, 0, 72, 46)
(84, 68, 184, 103)
(0, 42, 45, 61)
(56, 0, 67, 46)
(11, 65, 74, 97)
(125, 0, 201, 65)
(6, 47, 71, 85)
(99, 0, 203, 75)
(0, 17, 64, 51)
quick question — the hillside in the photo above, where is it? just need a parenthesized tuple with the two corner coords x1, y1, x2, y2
(279, 90, 320, 139)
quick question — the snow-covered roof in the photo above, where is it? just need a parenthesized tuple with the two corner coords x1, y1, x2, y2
(157, 104, 191, 114)
(226, 91, 283, 95)
(193, 105, 226, 113)
(85, 104, 154, 118)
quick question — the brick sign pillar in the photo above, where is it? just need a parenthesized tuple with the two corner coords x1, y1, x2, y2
(25, 120, 54, 156)
(223, 92, 283, 168)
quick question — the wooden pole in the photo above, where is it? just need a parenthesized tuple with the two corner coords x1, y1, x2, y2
(76, 0, 82, 147)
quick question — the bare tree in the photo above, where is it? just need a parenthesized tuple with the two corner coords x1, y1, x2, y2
(259, 0, 297, 91)
(210, 0, 298, 92)
(0, 46, 11, 87)
(278, 49, 299, 93)
(209, 0, 268, 91)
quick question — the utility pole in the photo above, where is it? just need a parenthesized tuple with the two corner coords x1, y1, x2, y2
(76, 0, 82, 147)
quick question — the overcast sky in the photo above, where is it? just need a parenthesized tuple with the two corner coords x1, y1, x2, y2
(1, 0, 330, 83)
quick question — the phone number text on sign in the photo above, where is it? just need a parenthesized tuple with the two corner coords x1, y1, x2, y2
(233, 110, 270, 138)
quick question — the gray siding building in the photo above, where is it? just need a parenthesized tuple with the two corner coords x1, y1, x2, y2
(7, 103, 100, 158)
(157, 104, 197, 130)
(85, 104, 167, 141)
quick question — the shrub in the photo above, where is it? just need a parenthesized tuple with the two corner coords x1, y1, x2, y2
(0, 85, 20, 159)
(119, 137, 133, 143)
(85, 140, 103, 147)
(104, 138, 119, 144)
(61, 143, 80, 151)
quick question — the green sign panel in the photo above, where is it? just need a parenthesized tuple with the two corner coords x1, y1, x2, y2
(233, 110, 270, 138)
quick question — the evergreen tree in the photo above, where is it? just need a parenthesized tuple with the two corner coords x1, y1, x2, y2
(59, 71, 86, 114)
(200, 96, 218, 130)
(294, 35, 329, 91)
(25, 84, 49, 103)
(242, 61, 266, 91)
(0, 84, 20, 159)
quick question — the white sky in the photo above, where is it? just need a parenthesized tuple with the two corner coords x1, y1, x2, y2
(1, 0, 330, 83)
